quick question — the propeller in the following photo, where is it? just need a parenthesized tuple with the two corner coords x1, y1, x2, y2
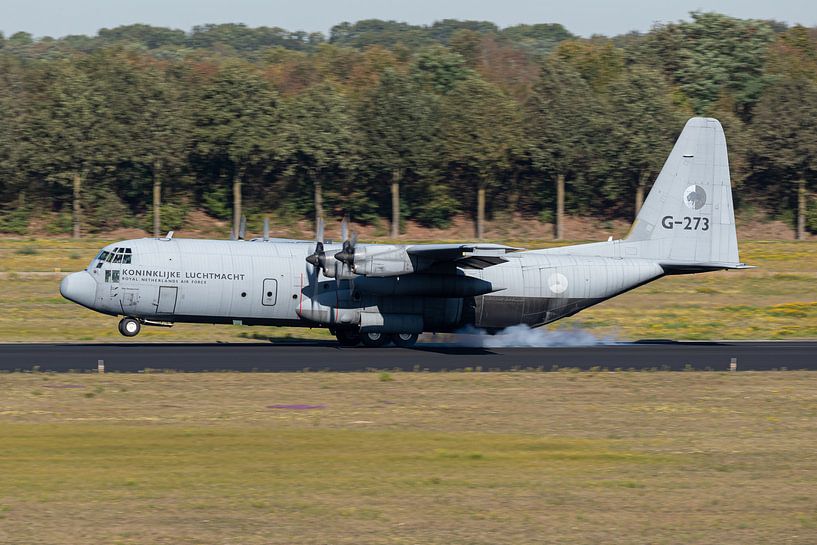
(333, 216, 359, 299)
(305, 217, 326, 270)
(263, 217, 270, 242)
(334, 216, 357, 269)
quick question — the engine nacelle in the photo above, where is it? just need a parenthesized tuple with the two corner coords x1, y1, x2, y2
(352, 245, 414, 277)
(319, 252, 356, 279)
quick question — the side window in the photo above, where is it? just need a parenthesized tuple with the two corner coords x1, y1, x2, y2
(111, 270, 120, 283)
(105, 270, 111, 283)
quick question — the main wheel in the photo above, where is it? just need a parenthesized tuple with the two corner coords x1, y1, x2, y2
(118, 317, 141, 337)
(392, 332, 419, 347)
(361, 331, 390, 348)
(335, 329, 362, 347)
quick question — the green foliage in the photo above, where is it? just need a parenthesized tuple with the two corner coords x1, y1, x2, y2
(807, 197, 817, 234)
(500, 24, 575, 54)
(412, 46, 471, 93)
(15, 245, 38, 255)
(146, 202, 189, 232)
(45, 213, 72, 235)
(0, 205, 29, 234)
(644, 12, 776, 114)
(413, 184, 460, 228)
(202, 186, 231, 219)
(0, 14, 810, 235)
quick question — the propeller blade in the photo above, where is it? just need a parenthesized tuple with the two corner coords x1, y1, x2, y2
(340, 216, 348, 243)
(316, 217, 324, 244)
(238, 215, 247, 240)
(229, 227, 236, 241)
(335, 260, 342, 289)
(263, 217, 270, 241)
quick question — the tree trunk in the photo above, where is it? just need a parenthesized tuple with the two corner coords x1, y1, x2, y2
(797, 178, 806, 240)
(555, 173, 565, 240)
(391, 169, 401, 239)
(314, 178, 323, 229)
(232, 172, 242, 237)
(72, 172, 81, 239)
(477, 186, 486, 239)
(635, 170, 650, 219)
(508, 171, 520, 218)
(153, 160, 162, 238)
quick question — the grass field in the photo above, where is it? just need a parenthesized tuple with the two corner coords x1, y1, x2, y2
(0, 238, 816, 341)
(0, 371, 816, 544)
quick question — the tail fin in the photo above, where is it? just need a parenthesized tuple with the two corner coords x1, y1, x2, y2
(626, 117, 741, 268)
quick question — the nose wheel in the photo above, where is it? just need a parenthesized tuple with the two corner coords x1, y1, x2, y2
(118, 317, 141, 337)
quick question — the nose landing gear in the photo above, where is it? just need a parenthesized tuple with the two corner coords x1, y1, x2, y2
(118, 317, 141, 337)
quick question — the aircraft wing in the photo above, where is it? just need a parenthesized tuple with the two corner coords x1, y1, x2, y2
(406, 243, 523, 269)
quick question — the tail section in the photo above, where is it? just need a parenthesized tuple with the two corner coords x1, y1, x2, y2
(627, 117, 741, 268)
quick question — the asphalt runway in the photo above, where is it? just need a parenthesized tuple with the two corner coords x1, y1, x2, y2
(0, 341, 815, 372)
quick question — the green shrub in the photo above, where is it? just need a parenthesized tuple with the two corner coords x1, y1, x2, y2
(413, 184, 459, 228)
(45, 212, 72, 235)
(15, 246, 38, 255)
(83, 190, 129, 231)
(806, 196, 817, 234)
(0, 205, 30, 234)
(202, 186, 231, 219)
(146, 202, 189, 232)
(538, 209, 554, 224)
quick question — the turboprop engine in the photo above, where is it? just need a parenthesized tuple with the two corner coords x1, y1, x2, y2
(343, 244, 414, 277)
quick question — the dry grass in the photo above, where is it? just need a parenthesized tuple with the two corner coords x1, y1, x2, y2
(1, 372, 816, 544)
(0, 239, 815, 341)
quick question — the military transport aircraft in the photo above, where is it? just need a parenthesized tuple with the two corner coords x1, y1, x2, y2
(61, 117, 750, 347)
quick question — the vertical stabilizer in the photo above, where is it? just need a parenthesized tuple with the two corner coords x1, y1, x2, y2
(626, 117, 740, 267)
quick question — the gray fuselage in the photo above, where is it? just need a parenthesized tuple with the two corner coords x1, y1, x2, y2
(62, 237, 664, 333)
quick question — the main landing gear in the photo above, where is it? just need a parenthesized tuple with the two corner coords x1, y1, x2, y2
(118, 317, 141, 337)
(334, 329, 419, 348)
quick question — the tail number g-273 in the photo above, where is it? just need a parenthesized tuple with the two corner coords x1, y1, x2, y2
(661, 216, 710, 231)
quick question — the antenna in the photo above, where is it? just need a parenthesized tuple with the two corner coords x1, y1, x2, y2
(161, 231, 174, 241)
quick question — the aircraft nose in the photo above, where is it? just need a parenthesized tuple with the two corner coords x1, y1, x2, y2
(60, 271, 97, 308)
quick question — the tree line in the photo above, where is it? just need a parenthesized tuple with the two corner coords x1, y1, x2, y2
(1, 12, 816, 240)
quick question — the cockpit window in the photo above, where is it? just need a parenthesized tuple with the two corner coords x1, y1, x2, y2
(96, 247, 133, 266)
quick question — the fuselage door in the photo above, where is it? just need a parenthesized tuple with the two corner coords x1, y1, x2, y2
(157, 286, 178, 314)
(262, 278, 278, 306)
